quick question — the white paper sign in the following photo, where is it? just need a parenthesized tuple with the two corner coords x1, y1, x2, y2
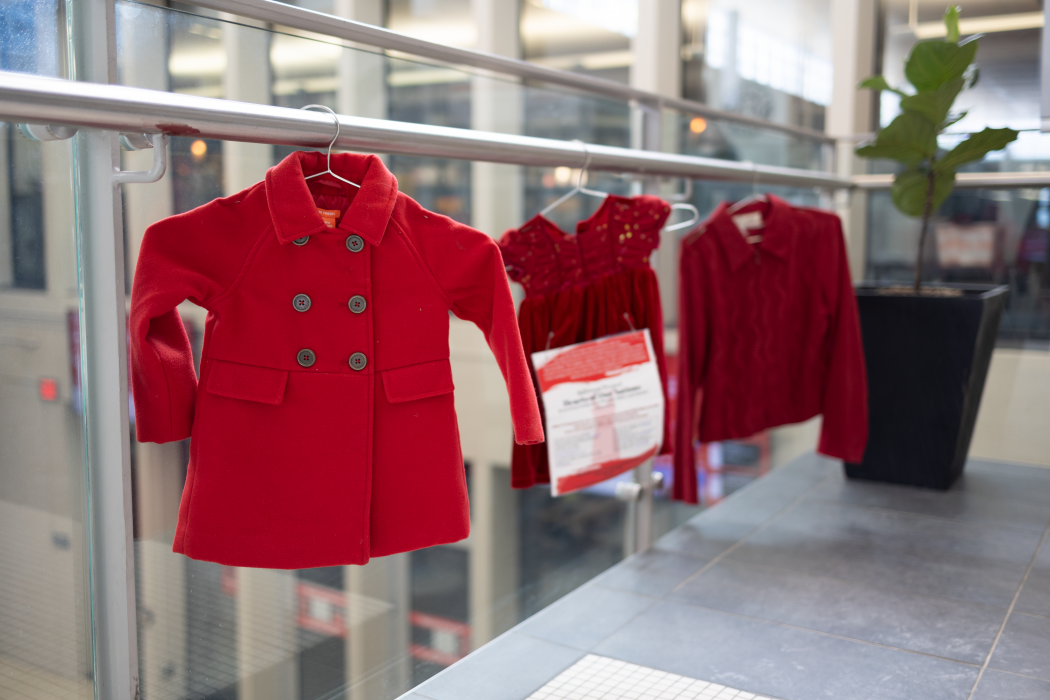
(532, 329, 665, 496)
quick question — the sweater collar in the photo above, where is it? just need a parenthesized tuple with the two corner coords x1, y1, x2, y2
(709, 194, 793, 271)
(265, 151, 398, 246)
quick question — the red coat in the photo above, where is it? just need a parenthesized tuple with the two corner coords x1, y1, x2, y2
(674, 196, 867, 503)
(130, 151, 543, 569)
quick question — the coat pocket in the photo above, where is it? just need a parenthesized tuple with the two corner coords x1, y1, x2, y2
(381, 358, 455, 403)
(207, 359, 289, 405)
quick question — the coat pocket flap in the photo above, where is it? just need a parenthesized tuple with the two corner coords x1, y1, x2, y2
(207, 359, 289, 405)
(381, 359, 455, 403)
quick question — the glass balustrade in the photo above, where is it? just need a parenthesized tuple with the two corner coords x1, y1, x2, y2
(1, 2, 988, 700)
(0, 2, 94, 699)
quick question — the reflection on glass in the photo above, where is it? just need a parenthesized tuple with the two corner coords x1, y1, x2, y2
(1, 3, 93, 699)
(0, 5, 94, 696)
(106, 5, 838, 700)
(681, 0, 832, 131)
(869, 1, 1050, 344)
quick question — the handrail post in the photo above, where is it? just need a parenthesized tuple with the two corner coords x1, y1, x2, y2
(70, 1, 140, 698)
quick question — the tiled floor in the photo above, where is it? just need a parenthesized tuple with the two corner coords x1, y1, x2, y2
(402, 454, 1050, 700)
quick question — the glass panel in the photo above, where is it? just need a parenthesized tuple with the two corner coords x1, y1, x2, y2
(680, 0, 832, 132)
(0, 2, 94, 699)
(863, 1, 1050, 469)
(110, 5, 838, 700)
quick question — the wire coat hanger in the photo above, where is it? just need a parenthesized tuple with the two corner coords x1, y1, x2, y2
(664, 201, 701, 233)
(540, 141, 608, 217)
(300, 104, 360, 189)
(725, 162, 766, 243)
(726, 161, 767, 214)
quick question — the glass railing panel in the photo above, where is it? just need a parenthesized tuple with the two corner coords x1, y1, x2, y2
(864, 132, 1050, 345)
(106, 6, 841, 700)
(0, 4, 93, 698)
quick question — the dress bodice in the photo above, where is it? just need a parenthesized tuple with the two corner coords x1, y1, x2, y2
(499, 194, 671, 296)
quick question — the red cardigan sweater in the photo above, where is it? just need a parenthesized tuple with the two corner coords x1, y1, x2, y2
(674, 196, 868, 503)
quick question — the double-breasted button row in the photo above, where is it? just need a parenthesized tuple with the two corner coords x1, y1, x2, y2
(291, 293, 367, 313)
(291, 235, 365, 252)
(297, 348, 368, 370)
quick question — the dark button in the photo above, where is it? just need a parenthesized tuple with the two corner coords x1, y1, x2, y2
(345, 235, 364, 253)
(348, 295, 367, 314)
(292, 294, 312, 312)
(349, 352, 367, 371)
(293, 236, 309, 246)
(297, 349, 316, 368)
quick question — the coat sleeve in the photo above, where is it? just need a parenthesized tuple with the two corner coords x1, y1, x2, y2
(129, 198, 263, 444)
(408, 211, 544, 446)
(816, 216, 869, 463)
(673, 237, 703, 504)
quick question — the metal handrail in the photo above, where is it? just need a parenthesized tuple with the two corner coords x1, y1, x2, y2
(184, 0, 835, 145)
(0, 71, 849, 189)
(6, 72, 1047, 191)
(854, 171, 1050, 189)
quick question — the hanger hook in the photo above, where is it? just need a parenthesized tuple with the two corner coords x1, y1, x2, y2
(301, 104, 341, 157)
(572, 139, 591, 190)
(751, 161, 760, 198)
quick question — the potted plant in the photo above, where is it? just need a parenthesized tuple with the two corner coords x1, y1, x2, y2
(847, 6, 1017, 489)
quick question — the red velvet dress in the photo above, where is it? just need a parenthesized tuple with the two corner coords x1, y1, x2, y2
(499, 194, 672, 489)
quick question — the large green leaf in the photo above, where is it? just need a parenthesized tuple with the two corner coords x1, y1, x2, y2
(855, 112, 938, 165)
(858, 75, 906, 96)
(944, 6, 961, 43)
(900, 78, 963, 125)
(891, 167, 956, 218)
(905, 40, 977, 91)
(937, 127, 1019, 169)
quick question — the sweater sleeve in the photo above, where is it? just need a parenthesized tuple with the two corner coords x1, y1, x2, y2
(673, 237, 704, 504)
(816, 216, 869, 463)
(129, 197, 263, 444)
(410, 210, 544, 446)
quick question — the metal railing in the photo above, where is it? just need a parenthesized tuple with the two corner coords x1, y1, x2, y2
(855, 171, 1050, 189)
(0, 71, 850, 189)
(184, 0, 835, 145)
(8, 70, 1046, 190)
(6, 71, 1048, 190)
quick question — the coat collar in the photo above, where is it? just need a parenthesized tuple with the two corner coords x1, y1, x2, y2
(709, 194, 793, 271)
(264, 151, 399, 245)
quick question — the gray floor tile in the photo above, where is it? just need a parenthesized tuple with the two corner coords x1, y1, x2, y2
(412, 632, 583, 700)
(990, 613, 1050, 681)
(967, 459, 1050, 482)
(654, 516, 760, 560)
(812, 475, 1050, 533)
(728, 526, 1028, 608)
(668, 559, 1004, 663)
(655, 483, 820, 560)
(593, 549, 709, 597)
(958, 462, 1050, 505)
(593, 601, 978, 700)
(1017, 540, 1050, 618)
(775, 500, 1044, 566)
(515, 584, 655, 650)
(768, 451, 842, 480)
(971, 670, 1050, 700)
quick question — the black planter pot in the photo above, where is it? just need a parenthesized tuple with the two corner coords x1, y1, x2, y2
(845, 283, 1008, 490)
